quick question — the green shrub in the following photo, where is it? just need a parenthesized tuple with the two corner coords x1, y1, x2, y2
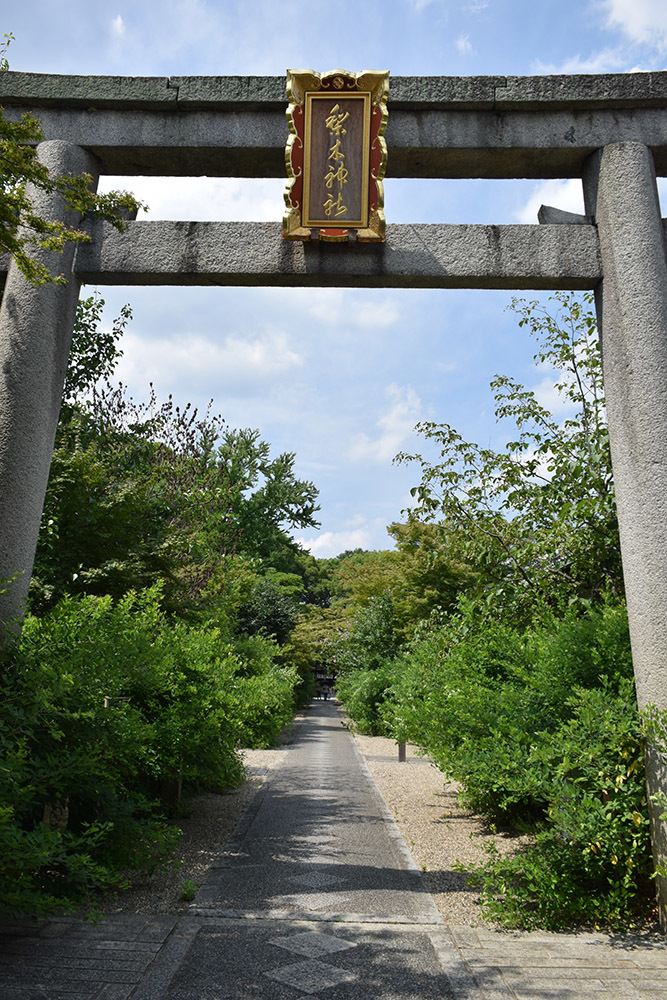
(224, 632, 300, 747)
(381, 598, 654, 928)
(383, 600, 634, 824)
(16, 586, 245, 789)
(230, 666, 298, 748)
(0, 585, 301, 916)
(336, 663, 396, 735)
(467, 681, 654, 929)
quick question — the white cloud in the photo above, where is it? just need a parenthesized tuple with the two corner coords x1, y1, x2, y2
(349, 384, 423, 464)
(98, 176, 284, 222)
(110, 15, 125, 38)
(302, 289, 399, 329)
(297, 527, 373, 557)
(603, 0, 667, 51)
(436, 359, 459, 373)
(114, 328, 302, 396)
(533, 48, 627, 74)
(532, 375, 578, 417)
(456, 33, 473, 54)
(515, 178, 585, 224)
(306, 290, 349, 326)
(355, 299, 400, 328)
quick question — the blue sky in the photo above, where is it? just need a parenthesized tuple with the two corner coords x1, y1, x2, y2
(4, 1, 667, 556)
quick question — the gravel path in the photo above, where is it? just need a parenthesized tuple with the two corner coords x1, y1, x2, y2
(105, 710, 524, 923)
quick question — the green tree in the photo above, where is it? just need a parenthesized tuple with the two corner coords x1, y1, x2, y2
(62, 292, 128, 404)
(218, 428, 320, 562)
(32, 302, 322, 621)
(330, 549, 404, 606)
(398, 293, 620, 616)
(330, 591, 399, 675)
(265, 546, 334, 607)
(281, 603, 353, 676)
(33, 383, 243, 616)
(387, 519, 476, 634)
(328, 525, 476, 640)
(238, 578, 301, 644)
(0, 34, 142, 286)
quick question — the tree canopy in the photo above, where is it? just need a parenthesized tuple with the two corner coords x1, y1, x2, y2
(31, 294, 323, 630)
(397, 292, 620, 616)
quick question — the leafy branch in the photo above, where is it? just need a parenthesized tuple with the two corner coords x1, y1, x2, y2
(0, 34, 144, 286)
(396, 292, 621, 613)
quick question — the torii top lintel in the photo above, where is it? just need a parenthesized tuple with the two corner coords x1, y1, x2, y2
(1, 69, 667, 179)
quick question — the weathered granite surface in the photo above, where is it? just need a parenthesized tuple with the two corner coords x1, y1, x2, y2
(0, 141, 96, 629)
(2, 70, 667, 110)
(2, 71, 667, 177)
(66, 220, 600, 290)
(585, 142, 667, 920)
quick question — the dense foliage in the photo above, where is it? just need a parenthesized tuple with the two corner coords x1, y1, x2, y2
(0, 587, 298, 915)
(335, 294, 661, 929)
(377, 603, 655, 929)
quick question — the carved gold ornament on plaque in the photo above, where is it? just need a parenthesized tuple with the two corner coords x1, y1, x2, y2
(283, 69, 389, 243)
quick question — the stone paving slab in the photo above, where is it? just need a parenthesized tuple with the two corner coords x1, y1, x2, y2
(0, 915, 178, 999)
(0, 702, 666, 999)
(134, 918, 457, 1000)
(449, 923, 667, 999)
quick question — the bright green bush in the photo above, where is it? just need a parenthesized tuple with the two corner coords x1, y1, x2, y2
(381, 598, 656, 928)
(467, 681, 654, 929)
(336, 663, 396, 735)
(228, 633, 300, 747)
(17, 586, 245, 786)
(383, 600, 633, 823)
(229, 666, 299, 748)
(0, 585, 301, 916)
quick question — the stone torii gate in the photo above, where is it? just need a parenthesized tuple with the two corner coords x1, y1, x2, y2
(2, 70, 667, 919)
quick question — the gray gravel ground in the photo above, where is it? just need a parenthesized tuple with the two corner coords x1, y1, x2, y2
(104, 716, 524, 923)
(103, 744, 290, 915)
(352, 733, 529, 925)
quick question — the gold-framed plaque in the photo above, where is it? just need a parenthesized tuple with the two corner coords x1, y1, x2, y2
(283, 69, 389, 243)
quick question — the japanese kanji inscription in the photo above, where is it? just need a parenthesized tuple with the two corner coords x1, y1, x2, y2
(283, 69, 389, 242)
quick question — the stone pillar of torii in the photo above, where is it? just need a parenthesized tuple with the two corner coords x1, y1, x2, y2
(584, 141, 667, 914)
(0, 140, 98, 635)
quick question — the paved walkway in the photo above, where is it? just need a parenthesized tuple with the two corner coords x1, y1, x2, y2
(1, 702, 666, 999)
